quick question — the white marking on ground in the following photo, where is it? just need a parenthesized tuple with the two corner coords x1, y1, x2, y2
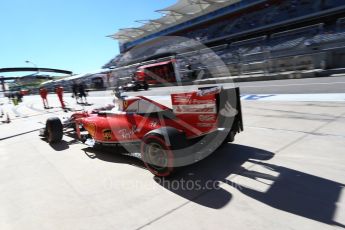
(242, 94, 345, 101)
(240, 81, 345, 88)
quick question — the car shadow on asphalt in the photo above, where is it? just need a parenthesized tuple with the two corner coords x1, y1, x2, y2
(77, 142, 344, 227)
(42, 137, 80, 151)
(153, 144, 345, 228)
(227, 160, 345, 228)
(153, 144, 274, 209)
(82, 146, 146, 169)
(49, 140, 70, 151)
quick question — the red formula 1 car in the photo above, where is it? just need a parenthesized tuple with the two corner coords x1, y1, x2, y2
(117, 80, 149, 92)
(40, 86, 243, 176)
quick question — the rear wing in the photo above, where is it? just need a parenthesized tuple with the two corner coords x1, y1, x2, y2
(235, 87, 244, 132)
(217, 87, 243, 133)
(171, 86, 243, 135)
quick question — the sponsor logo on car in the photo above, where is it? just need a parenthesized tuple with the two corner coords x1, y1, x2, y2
(118, 125, 139, 139)
(123, 100, 128, 109)
(199, 114, 215, 122)
(150, 120, 159, 128)
(84, 123, 96, 136)
(196, 87, 221, 96)
(171, 94, 192, 104)
(173, 104, 216, 114)
(197, 123, 215, 127)
(102, 129, 112, 140)
(220, 101, 238, 117)
(172, 95, 215, 105)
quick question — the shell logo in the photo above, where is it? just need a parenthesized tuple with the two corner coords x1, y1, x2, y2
(123, 100, 128, 109)
(84, 123, 96, 137)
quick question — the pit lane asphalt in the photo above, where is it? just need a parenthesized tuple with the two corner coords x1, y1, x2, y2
(0, 78, 344, 230)
(87, 75, 345, 98)
(237, 75, 345, 94)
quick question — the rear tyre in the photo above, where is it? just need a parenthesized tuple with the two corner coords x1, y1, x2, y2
(133, 84, 140, 91)
(141, 134, 174, 177)
(93, 142, 105, 150)
(143, 82, 149, 90)
(46, 117, 63, 143)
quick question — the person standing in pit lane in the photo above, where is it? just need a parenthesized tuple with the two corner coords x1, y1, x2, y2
(16, 91, 23, 103)
(39, 87, 49, 109)
(71, 81, 79, 103)
(78, 82, 87, 104)
(55, 85, 65, 109)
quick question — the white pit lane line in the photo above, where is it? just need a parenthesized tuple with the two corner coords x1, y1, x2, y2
(239, 81, 345, 88)
(108, 94, 345, 103)
(241, 94, 345, 102)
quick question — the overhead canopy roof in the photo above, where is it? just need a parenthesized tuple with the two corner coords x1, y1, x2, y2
(0, 67, 72, 75)
(109, 0, 242, 43)
(138, 60, 172, 69)
(157, 0, 210, 15)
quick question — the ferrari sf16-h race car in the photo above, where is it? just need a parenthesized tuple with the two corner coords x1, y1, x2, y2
(40, 86, 243, 177)
(117, 80, 149, 92)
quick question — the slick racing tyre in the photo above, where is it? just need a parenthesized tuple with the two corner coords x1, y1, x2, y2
(143, 82, 149, 90)
(141, 134, 174, 177)
(46, 117, 63, 144)
(133, 85, 140, 91)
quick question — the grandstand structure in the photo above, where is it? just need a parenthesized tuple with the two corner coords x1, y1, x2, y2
(104, 0, 345, 81)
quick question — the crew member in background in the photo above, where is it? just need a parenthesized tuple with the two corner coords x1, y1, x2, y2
(16, 91, 23, 103)
(78, 82, 87, 104)
(39, 87, 49, 109)
(12, 92, 19, 106)
(55, 85, 65, 109)
(8, 91, 15, 104)
(71, 81, 79, 102)
(186, 64, 196, 79)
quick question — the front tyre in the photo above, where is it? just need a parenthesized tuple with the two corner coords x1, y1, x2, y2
(143, 82, 149, 90)
(46, 117, 63, 143)
(141, 134, 174, 177)
(133, 84, 140, 91)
